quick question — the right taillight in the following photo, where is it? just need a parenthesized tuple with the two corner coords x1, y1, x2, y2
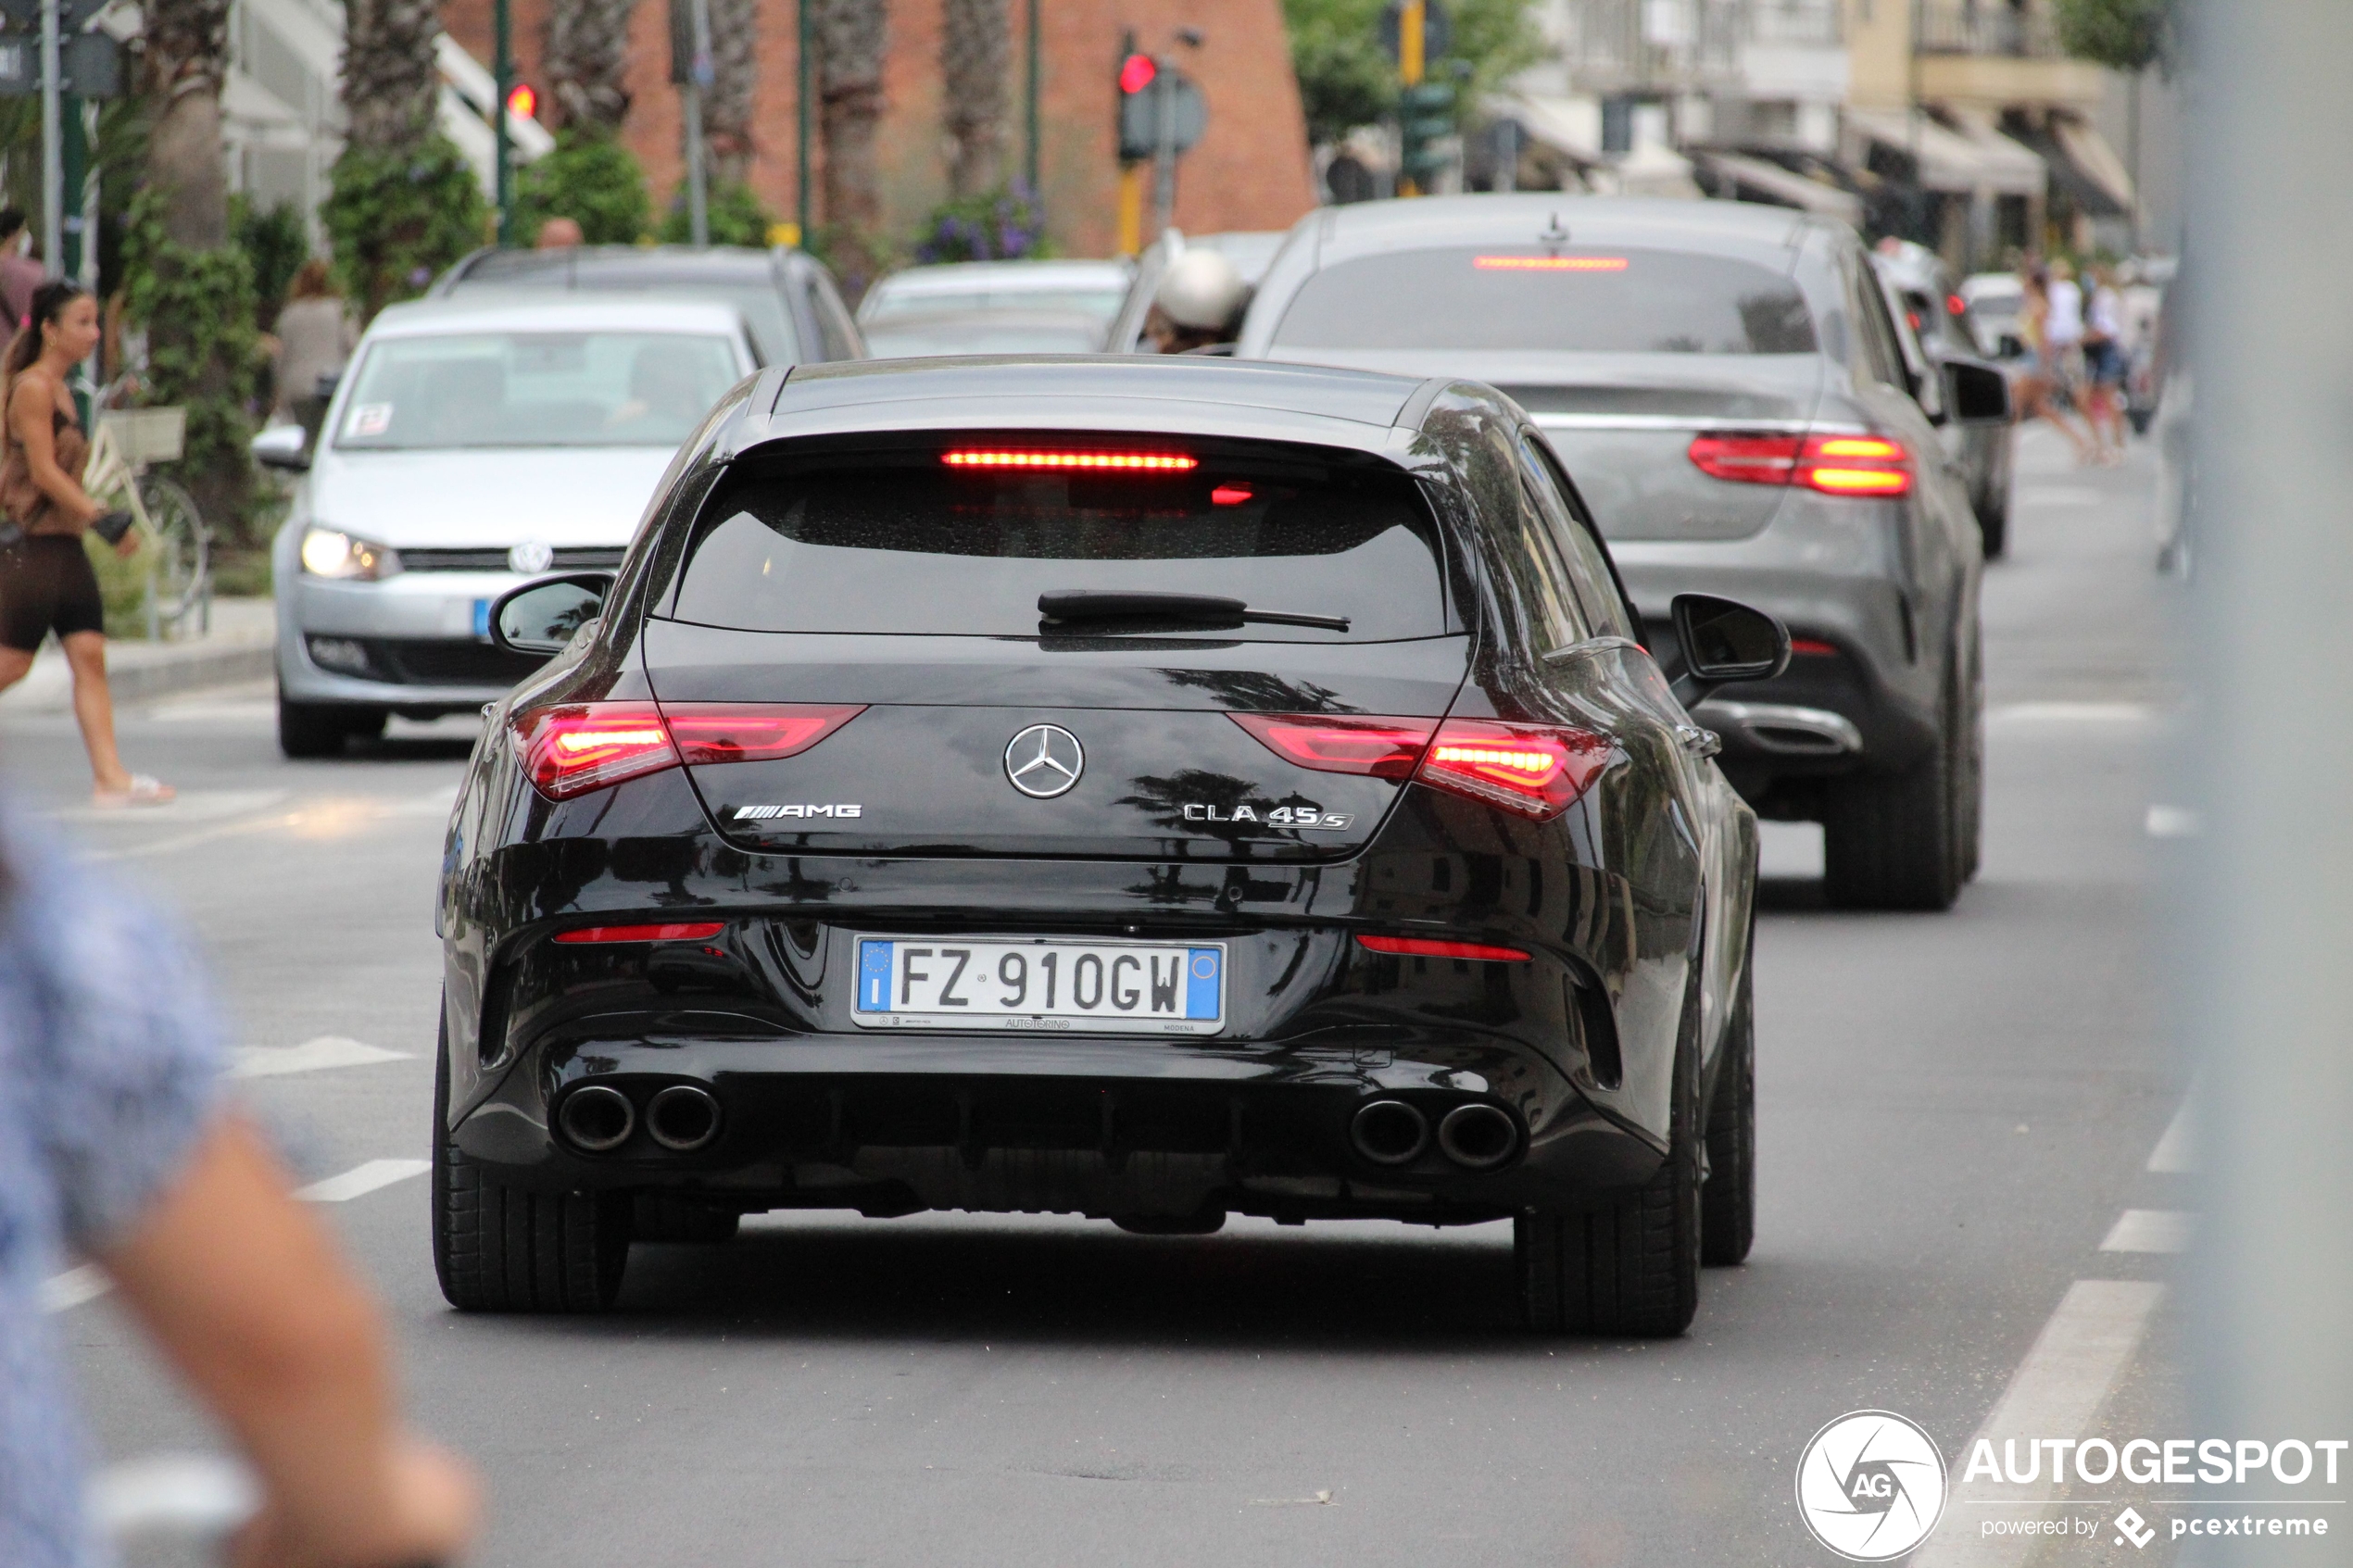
(516, 701, 865, 800)
(1688, 432, 1913, 497)
(1228, 713, 1436, 778)
(1420, 720, 1614, 821)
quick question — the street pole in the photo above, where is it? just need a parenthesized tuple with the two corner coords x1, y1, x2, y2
(1024, 0, 1040, 200)
(38, 0, 60, 274)
(796, 0, 811, 244)
(1150, 57, 1175, 242)
(494, 0, 513, 244)
(1397, 0, 1424, 197)
(684, 0, 712, 246)
(2188, 6, 2353, 1563)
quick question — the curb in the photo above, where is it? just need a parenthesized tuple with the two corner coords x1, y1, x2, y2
(110, 645, 277, 704)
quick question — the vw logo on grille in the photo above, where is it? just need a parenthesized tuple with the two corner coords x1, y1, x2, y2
(509, 540, 555, 575)
(1005, 723, 1085, 798)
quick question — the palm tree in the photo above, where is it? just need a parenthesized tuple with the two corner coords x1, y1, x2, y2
(142, 0, 232, 246)
(706, 0, 761, 188)
(940, 0, 1007, 198)
(546, 0, 640, 134)
(342, 0, 443, 154)
(326, 0, 484, 318)
(812, 0, 887, 294)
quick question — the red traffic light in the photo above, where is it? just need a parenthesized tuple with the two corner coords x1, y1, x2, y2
(1118, 53, 1156, 94)
(505, 82, 537, 119)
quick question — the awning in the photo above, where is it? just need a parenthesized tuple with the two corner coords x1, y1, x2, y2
(1695, 150, 1863, 225)
(1847, 107, 2044, 196)
(2023, 117, 2136, 218)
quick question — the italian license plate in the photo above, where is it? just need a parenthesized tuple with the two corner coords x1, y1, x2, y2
(852, 937, 1225, 1035)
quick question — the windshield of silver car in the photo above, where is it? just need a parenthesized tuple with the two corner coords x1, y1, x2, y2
(331, 332, 741, 449)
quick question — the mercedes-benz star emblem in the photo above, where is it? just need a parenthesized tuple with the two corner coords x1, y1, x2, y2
(1005, 723, 1085, 798)
(509, 540, 555, 575)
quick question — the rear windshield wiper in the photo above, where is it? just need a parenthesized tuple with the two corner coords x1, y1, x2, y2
(1038, 590, 1350, 633)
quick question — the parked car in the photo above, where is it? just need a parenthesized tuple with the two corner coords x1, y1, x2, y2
(433, 245, 865, 367)
(856, 258, 1135, 343)
(437, 355, 1781, 1335)
(252, 296, 760, 758)
(1872, 240, 2017, 555)
(1238, 194, 2007, 909)
(862, 307, 1111, 358)
(1958, 271, 2027, 359)
(1102, 230, 1292, 354)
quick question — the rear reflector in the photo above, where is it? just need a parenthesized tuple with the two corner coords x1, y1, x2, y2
(661, 703, 865, 765)
(1421, 720, 1613, 821)
(1210, 483, 1253, 506)
(942, 449, 1196, 472)
(1789, 637, 1840, 657)
(1229, 713, 1436, 779)
(1687, 432, 1913, 497)
(1358, 935, 1531, 962)
(515, 704, 679, 800)
(1472, 256, 1629, 271)
(1947, 293, 1968, 317)
(555, 922, 726, 945)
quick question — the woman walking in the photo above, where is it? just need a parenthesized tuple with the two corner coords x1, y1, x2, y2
(2013, 266, 2095, 465)
(0, 280, 171, 805)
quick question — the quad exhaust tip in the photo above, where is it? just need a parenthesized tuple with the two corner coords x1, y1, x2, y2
(646, 1084, 722, 1152)
(1351, 1099, 1429, 1165)
(558, 1084, 635, 1153)
(1437, 1103, 1520, 1170)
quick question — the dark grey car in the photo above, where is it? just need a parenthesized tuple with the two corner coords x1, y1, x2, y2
(1873, 240, 2017, 556)
(1237, 195, 2005, 910)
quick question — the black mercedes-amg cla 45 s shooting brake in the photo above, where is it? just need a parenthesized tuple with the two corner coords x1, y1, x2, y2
(431, 357, 1785, 1336)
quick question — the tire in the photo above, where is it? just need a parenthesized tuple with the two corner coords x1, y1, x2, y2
(343, 708, 388, 745)
(1701, 953, 1755, 1268)
(1974, 483, 2008, 559)
(1955, 637, 1985, 886)
(432, 1005, 629, 1312)
(278, 690, 349, 759)
(1821, 680, 1962, 912)
(1517, 974, 1703, 1336)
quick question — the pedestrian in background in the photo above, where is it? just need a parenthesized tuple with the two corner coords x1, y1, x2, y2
(2015, 266, 2095, 464)
(2082, 264, 2130, 464)
(0, 209, 43, 330)
(535, 217, 584, 250)
(1146, 250, 1250, 355)
(0, 797, 479, 1568)
(270, 260, 357, 447)
(0, 280, 170, 806)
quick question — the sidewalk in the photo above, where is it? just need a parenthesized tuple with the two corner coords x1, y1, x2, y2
(0, 597, 275, 714)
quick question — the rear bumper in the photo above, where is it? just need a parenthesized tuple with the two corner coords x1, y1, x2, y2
(452, 1031, 1665, 1223)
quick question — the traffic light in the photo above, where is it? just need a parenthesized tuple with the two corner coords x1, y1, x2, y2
(1399, 80, 1455, 192)
(1116, 47, 1157, 161)
(505, 82, 537, 121)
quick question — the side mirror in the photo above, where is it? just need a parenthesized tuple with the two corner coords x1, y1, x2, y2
(1672, 593, 1791, 687)
(489, 572, 613, 657)
(249, 424, 310, 471)
(1944, 358, 2012, 425)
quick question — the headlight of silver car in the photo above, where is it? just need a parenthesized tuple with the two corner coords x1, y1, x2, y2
(299, 526, 401, 581)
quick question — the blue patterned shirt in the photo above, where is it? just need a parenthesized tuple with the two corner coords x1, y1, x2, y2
(0, 797, 223, 1567)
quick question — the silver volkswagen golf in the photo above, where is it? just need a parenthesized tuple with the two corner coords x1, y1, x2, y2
(258, 296, 759, 757)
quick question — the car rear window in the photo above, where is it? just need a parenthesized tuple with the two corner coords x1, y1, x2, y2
(666, 445, 1447, 641)
(1272, 245, 1816, 355)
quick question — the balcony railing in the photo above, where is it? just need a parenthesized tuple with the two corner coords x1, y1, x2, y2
(1746, 0, 1842, 47)
(1913, 0, 2061, 56)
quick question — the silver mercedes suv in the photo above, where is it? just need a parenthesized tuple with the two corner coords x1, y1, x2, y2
(255, 295, 758, 758)
(1237, 195, 2007, 909)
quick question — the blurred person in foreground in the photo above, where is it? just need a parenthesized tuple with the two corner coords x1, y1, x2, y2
(1145, 250, 1250, 355)
(271, 261, 358, 448)
(0, 281, 172, 807)
(0, 799, 478, 1566)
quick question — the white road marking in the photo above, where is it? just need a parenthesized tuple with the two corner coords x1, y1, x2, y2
(40, 1264, 109, 1312)
(47, 789, 288, 825)
(1911, 1279, 2168, 1566)
(229, 1036, 410, 1080)
(293, 1159, 431, 1204)
(1991, 701, 2158, 725)
(2100, 1210, 2193, 1254)
(2145, 805, 2200, 838)
(2018, 486, 2105, 508)
(2148, 1096, 2196, 1173)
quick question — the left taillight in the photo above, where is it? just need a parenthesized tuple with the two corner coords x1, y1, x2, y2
(515, 701, 866, 800)
(1688, 432, 1913, 497)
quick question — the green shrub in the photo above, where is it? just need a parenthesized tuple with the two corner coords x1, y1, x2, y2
(233, 195, 310, 331)
(913, 183, 1051, 263)
(323, 136, 487, 320)
(515, 131, 652, 245)
(658, 180, 774, 247)
(120, 190, 261, 548)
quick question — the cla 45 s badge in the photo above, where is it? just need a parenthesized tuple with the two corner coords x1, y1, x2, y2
(1181, 803, 1354, 830)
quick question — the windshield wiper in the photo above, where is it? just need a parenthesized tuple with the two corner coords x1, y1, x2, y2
(1038, 590, 1350, 633)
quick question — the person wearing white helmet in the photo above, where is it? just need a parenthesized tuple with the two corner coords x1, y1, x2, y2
(1145, 249, 1251, 354)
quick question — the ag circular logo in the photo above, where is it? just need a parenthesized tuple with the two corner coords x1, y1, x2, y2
(508, 540, 555, 575)
(1004, 723, 1085, 798)
(1794, 1410, 1946, 1562)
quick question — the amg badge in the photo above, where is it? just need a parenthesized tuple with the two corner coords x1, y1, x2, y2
(734, 803, 864, 821)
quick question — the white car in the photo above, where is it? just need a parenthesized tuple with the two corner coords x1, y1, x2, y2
(256, 296, 758, 757)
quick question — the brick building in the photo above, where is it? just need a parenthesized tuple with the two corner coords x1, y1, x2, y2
(437, 0, 1318, 259)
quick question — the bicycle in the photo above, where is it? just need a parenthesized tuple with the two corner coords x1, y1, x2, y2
(82, 400, 211, 639)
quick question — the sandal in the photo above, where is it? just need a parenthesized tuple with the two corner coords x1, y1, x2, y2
(93, 774, 176, 809)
